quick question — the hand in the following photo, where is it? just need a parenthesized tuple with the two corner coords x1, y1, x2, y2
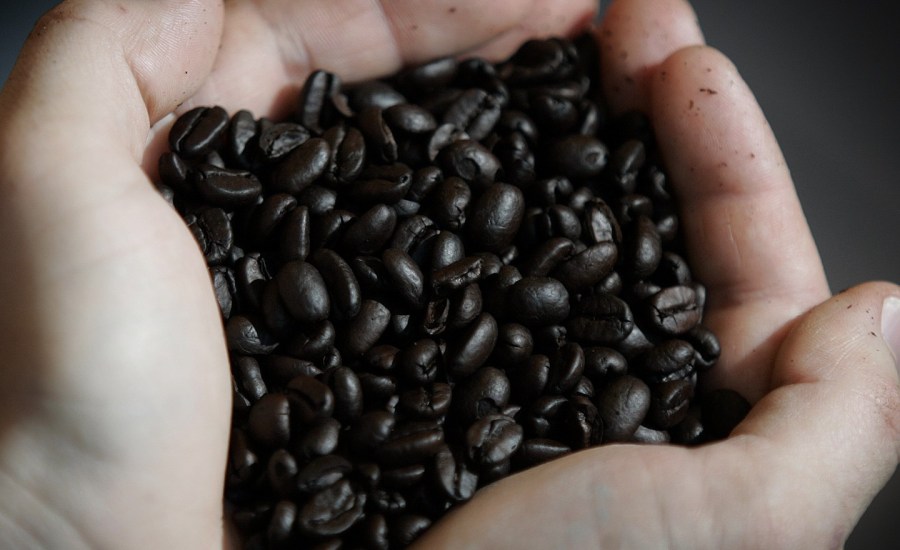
(0, 0, 594, 548)
(0, 2, 895, 550)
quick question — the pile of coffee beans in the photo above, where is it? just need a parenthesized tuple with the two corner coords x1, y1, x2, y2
(157, 34, 750, 549)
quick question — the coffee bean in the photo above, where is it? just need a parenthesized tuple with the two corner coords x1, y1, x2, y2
(248, 393, 291, 448)
(445, 313, 498, 377)
(548, 135, 607, 179)
(384, 103, 438, 134)
(342, 204, 397, 255)
(507, 276, 570, 326)
(257, 122, 311, 162)
(322, 124, 366, 185)
(187, 207, 233, 265)
(644, 285, 701, 335)
(683, 324, 721, 371)
(635, 339, 695, 383)
(377, 420, 445, 467)
(324, 366, 363, 424)
(397, 338, 441, 385)
(443, 88, 502, 140)
(583, 346, 628, 380)
(347, 411, 396, 457)
(596, 375, 651, 442)
(398, 383, 453, 420)
(382, 248, 426, 309)
(700, 389, 751, 440)
(210, 266, 235, 319)
(297, 70, 344, 134)
(267, 499, 297, 546)
(262, 355, 322, 387)
(433, 446, 478, 502)
(358, 106, 398, 163)
(646, 379, 694, 429)
(510, 354, 551, 404)
(226, 315, 279, 355)
(466, 413, 523, 467)
(296, 454, 353, 494)
(348, 163, 413, 205)
(391, 515, 433, 549)
(340, 299, 391, 358)
(623, 215, 662, 279)
(631, 425, 670, 444)
(455, 366, 511, 424)
(170, 105, 229, 158)
(466, 183, 525, 252)
(568, 293, 634, 344)
(359, 513, 390, 550)
(271, 137, 331, 194)
(296, 184, 338, 215)
(547, 342, 585, 394)
(562, 395, 602, 449)
(226, 109, 258, 168)
(348, 80, 406, 112)
(309, 249, 362, 321)
(234, 356, 268, 402)
(431, 256, 483, 296)
(551, 241, 617, 292)
(428, 177, 471, 230)
(267, 449, 299, 498)
(286, 374, 335, 425)
(276, 261, 330, 325)
(390, 215, 438, 254)
(521, 237, 574, 277)
(279, 205, 311, 262)
(296, 479, 365, 538)
(438, 139, 500, 187)
(294, 417, 342, 459)
(447, 283, 483, 329)
(398, 56, 458, 94)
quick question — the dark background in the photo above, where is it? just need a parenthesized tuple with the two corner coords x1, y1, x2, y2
(1, 1, 896, 548)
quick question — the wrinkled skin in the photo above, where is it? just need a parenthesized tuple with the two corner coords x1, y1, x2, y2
(0, 1, 897, 548)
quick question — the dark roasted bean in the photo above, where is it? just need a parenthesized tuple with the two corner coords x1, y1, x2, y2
(296, 184, 338, 215)
(391, 515, 433, 549)
(430, 230, 466, 271)
(358, 106, 398, 163)
(547, 342, 585, 394)
(275, 261, 330, 325)
(568, 293, 634, 344)
(382, 464, 427, 490)
(234, 356, 267, 402)
(443, 88, 502, 140)
(514, 438, 571, 469)
(428, 177, 471, 230)
(377, 420, 445, 467)
(267, 500, 297, 546)
(644, 285, 702, 335)
(390, 214, 438, 253)
(507, 276, 570, 326)
(552, 241, 617, 292)
(635, 339, 695, 383)
(548, 135, 607, 179)
(596, 375, 651, 442)
(562, 395, 602, 448)
(297, 70, 344, 134)
(341, 204, 397, 255)
(445, 313, 498, 377)
(257, 122, 311, 162)
(383, 248, 426, 309)
(340, 299, 391, 358)
(294, 417, 342, 459)
(192, 164, 264, 209)
(323, 124, 366, 185)
(623, 215, 662, 279)
(448, 283, 483, 329)
(225, 109, 258, 168)
(421, 298, 450, 336)
(226, 315, 279, 355)
(398, 383, 453, 420)
(360, 514, 390, 550)
(170, 106, 229, 158)
(455, 366, 511, 424)
(583, 346, 628, 380)
(431, 256, 483, 295)
(347, 410, 396, 457)
(210, 266, 235, 318)
(348, 163, 413, 205)
(520, 237, 574, 277)
(510, 354, 551, 404)
(492, 323, 534, 367)
(348, 80, 406, 111)
(438, 139, 500, 187)
(631, 425, 670, 444)
(466, 183, 525, 252)
(310, 249, 362, 321)
(324, 366, 363, 424)
(286, 374, 334, 426)
(466, 413, 523, 467)
(296, 479, 365, 538)
(533, 324, 567, 352)
(296, 454, 353, 494)
(262, 355, 321, 386)
(433, 446, 478, 503)
(647, 379, 694, 429)
(248, 193, 296, 244)
(397, 338, 441, 385)
(278, 205, 311, 262)
(248, 393, 291, 448)
(267, 449, 298, 498)
(187, 207, 233, 265)
(683, 324, 721, 371)
(271, 137, 331, 194)
(385, 103, 438, 134)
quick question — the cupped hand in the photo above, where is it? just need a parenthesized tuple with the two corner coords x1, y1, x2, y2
(0, 1, 896, 550)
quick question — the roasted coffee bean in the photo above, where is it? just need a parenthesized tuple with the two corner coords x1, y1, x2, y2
(296, 184, 338, 215)
(455, 366, 511, 424)
(433, 446, 478, 503)
(445, 313, 498, 377)
(348, 163, 413, 205)
(596, 375, 651, 442)
(683, 324, 721, 371)
(631, 425, 670, 444)
(280, 318, 334, 361)
(225, 109, 258, 168)
(520, 238, 574, 277)
(644, 285, 702, 335)
(466, 183, 525, 252)
(428, 177, 471, 230)
(342, 204, 397, 255)
(443, 88, 502, 141)
(492, 323, 534, 367)
(583, 346, 628, 380)
(248, 393, 291, 448)
(324, 367, 364, 424)
(568, 293, 634, 344)
(397, 338, 441, 385)
(438, 139, 500, 187)
(158, 151, 192, 194)
(309, 249, 362, 321)
(466, 414, 523, 467)
(351, 255, 390, 297)
(340, 299, 391, 358)
(192, 164, 263, 208)
(297, 70, 344, 134)
(363, 344, 399, 373)
(267, 449, 299, 498)
(377, 420, 445, 467)
(210, 266, 235, 318)
(296, 454, 353, 494)
(551, 241, 617, 292)
(323, 124, 366, 185)
(569, 375, 595, 399)
(430, 231, 466, 273)
(646, 379, 694, 429)
(421, 298, 450, 336)
(583, 199, 621, 244)
(358, 106, 398, 163)
(391, 515, 433, 549)
(262, 355, 322, 386)
(509, 354, 550, 405)
(234, 356, 267, 402)
(247, 193, 296, 244)
(257, 122, 311, 162)
(547, 342, 585, 394)
(279, 205, 311, 262)
(360, 514, 390, 550)
(286, 374, 335, 425)
(669, 403, 705, 445)
(398, 383, 453, 420)
(275, 261, 330, 325)
(294, 417, 342, 459)
(635, 339, 696, 383)
(348, 80, 406, 112)
(187, 207, 233, 265)
(296, 479, 365, 538)
(431, 256, 483, 295)
(228, 428, 261, 488)
(399, 56, 458, 93)
(623, 215, 662, 279)
(267, 500, 297, 546)
(562, 395, 602, 449)
(382, 464, 427, 490)
(533, 324, 567, 352)
(514, 438, 571, 469)
(507, 276, 570, 326)
(384, 103, 438, 134)
(447, 283, 483, 329)
(170, 105, 229, 158)
(347, 411, 396, 457)
(547, 135, 607, 179)
(271, 137, 331, 194)
(521, 394, 567, 438)
(382, 248, 426, 309)
(390, 215, 438, 254)
(226, 315, 279, 355)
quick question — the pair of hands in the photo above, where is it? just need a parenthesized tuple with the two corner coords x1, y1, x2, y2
(0, 0, 897, 548)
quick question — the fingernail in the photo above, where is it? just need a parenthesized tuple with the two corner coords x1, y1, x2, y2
(882, 296, 900, 369)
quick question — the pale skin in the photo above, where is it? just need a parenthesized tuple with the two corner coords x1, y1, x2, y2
(0, 0, 897, 548)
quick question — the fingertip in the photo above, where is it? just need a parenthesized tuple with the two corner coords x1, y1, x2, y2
(597, 0, 704, 114)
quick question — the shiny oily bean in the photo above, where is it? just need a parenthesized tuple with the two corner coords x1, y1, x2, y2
(286, 374, 335, 425)
(347, 80, 406, 112)
(234, 356, 267, 402)
(294, 417, 342, 459)
(631, 425, 671, 444)
(546, 342, 585, 394)
(257, 122, 311, 162)
(296, 479, 365, 538)
(583, 199, 621, 244)
(521, 237, 574, 277)
(448, 283, 483, 330)
(225, 315, 278, 355)
(360, 514, 390, 550)
(455, 366, 511, 424)
(225, 109, 257, 168)
(382, 248, 426, 309)
(551, 241, 617, 292)
(397, 338, 441, 385)
(193, 164, 262, 208)
(323, 124, 366, 185)
(623, 215, 662, 280)
(597, 375, 652, 442)
(348, 163, 413, 205)
(445, 313, 498, 377)
(398, 383, 452, 420)
(341, 204, 397, 255)
(431, 256, 483, 296)
(584, 346, 628, 380)
(428, 177, 471, 230)
(296, 184, 337, 215)
(247, 193, 296, 244)
(281, 320, 335, 362)
(683, 324, 721, 371)
(188, 207, 232, 265)
(562, 395, 602, 449)
(323, 366, 363, 424)
(466, 183, 525, 253)
(262, 355, 321, 387)
(438, 139, 501, 187)
(358, 374, 397, 412)
(278, 205, 311, 262)
(347, 410, 396, 457)
(381, 464, 428, 490)
(430, 230, 466, 271)
(267, 449, 299, 498)
(169, 105, 229, 158)
(248, 393, 291, 448)
(377, 420, 445, 467)
(297, 70, 343, 134)
(568, 293, 634, 344)
(295, 454, 353, 494)
(636, 339, 696, 383)
(270, 137, 331, 194)
(391, 515, 433, 549)
(645, 285, 702, 335)
(210, 266, 234, 319)
(309, 248, 361, 321)
(510, 354, 551, 404)
(548, 135, 607, 179)
(384, 103, 438, 134)
(433, 446, 479, 503)
(492, 323, 534, 367)
(466, 413, 524, 467)
(340, 299, 391, 358)
(647, 379, 694, 429)
(266, 500, 297, 546)
(506, 276, 570, 326)
(358, 106, 398, 163)
(390, 214, 438, 253)
(275, 261, 330, 325)
(443, 88, 502, 141)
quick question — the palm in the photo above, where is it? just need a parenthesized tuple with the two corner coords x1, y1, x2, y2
(0, 1, 895, 549)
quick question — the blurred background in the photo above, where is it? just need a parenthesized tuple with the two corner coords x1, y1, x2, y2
(0, 1, 896, 547)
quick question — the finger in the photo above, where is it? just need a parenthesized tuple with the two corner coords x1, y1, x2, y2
(596, 0, 705, 114)
(184, 0, 597, 119)
(649, 46, 830, 399)
(416, 283, 900, 549)
(0, 1, 230, 547)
